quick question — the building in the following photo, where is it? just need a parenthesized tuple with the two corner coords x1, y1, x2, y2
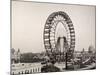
(11, 48, 21, 64)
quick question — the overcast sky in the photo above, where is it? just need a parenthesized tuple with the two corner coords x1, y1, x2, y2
(12, 1, 95, 53)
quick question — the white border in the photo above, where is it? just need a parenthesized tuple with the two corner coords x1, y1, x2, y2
(0, 0, 99, 75)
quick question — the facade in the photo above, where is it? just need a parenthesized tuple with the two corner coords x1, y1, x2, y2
(11, 48, 21, 64)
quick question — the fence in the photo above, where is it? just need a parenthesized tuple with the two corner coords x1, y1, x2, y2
(12, 67, 41, 75)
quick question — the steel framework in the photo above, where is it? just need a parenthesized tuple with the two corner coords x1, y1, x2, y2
(43, 11, 75, 60)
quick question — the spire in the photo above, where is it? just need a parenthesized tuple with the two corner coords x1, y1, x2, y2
(18, 48, 20, 52)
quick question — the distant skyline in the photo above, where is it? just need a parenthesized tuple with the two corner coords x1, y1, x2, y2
(12, 1, 95, 53)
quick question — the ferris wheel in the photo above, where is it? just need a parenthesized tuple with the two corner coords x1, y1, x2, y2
(43, 11, 75, 59)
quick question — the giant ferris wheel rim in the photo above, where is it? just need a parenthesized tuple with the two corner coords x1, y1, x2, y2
(43, 11, 75, 56)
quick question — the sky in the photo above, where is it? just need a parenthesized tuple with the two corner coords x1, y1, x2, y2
(12, 1, 96, 53)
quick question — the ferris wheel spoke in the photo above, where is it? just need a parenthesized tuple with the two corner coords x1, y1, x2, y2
(61, 21, 69, 31)
(59, 15, 64, 20)
(55, 15, 59, 20)
(53, 17, 58, 21)
(57, 15, 61, 20)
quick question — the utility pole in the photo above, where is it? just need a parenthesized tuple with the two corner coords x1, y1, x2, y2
(65, 52, 68, 69)
(63, 36, 69, 70)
